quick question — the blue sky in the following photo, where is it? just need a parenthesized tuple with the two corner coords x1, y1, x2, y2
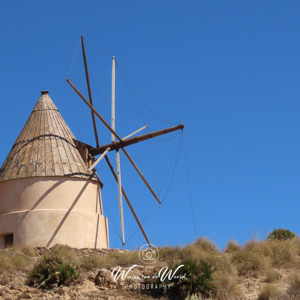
(0, 1, 300, 250)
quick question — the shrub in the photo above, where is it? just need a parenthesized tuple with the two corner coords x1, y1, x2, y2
(28, 244, 79, 289)
(179, 259, 215, 297)
(185, 294, 202, 300)
(257, 284, 283, 300)
(28, 256, 79, 289)
(268, 229, 296, 241)
(144, 259, 215, 299)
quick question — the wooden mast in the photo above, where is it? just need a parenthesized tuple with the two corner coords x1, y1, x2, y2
(111, 56, 125, 245)
(81, 36, 100, 148)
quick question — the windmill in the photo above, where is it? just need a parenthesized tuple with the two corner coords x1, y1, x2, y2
(66, 36, 184, 246)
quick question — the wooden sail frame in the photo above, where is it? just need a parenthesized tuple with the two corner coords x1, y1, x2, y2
(67, 36, 184, 246)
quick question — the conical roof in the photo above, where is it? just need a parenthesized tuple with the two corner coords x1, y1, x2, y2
(0, 91, 98, 183)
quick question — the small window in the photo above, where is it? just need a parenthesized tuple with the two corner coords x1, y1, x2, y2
(4, 234, 13, 248)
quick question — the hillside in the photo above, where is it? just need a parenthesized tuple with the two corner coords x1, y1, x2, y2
(0, 236, 299, 300)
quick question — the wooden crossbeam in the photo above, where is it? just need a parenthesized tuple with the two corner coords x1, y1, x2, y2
(90, 124, 184, 156)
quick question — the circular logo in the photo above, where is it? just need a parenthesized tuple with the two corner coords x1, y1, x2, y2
(139, 244, 159, 264)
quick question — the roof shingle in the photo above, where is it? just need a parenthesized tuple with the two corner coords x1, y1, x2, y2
(0, 92, 98, 183)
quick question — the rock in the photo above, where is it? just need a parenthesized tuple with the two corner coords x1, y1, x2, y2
(20, 293, 32, 299)
(87, 269, 99, 280)
(27, 287, 38, 294)
(5, 288, 19, 295)
(79, 288, 92, 294)
(95, 268, 116, 289)
(55, 286, 69, 295)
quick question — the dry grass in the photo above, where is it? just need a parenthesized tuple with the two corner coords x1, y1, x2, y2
(45, 244, 77, 261)
(158, 246, 182, 265)
(181, 238, 220, 267)
(257, 284, 283, 300)
(79, 251, 140, 270)
(287, 273, 300, 297)
(158, 238, 219, 267)
(231, 248, 270, 276)
(157, 238, 300, 298)
(19, 246, 38, 257)
(0, 249, 33, 273)
(211, 271, 242, 300)
(291, 238, 300, 255)
(0, 236, 297, 298)
(192, 237, 218, 253)
(78, 253, 107, 270)
(229, 238, 300, 278)
(265, 240, 297, 268)
(214, 255, 237, 276)
(264, 269, 282, 283)
(108, 251, 140, 266)
(224, 240, 241, 253)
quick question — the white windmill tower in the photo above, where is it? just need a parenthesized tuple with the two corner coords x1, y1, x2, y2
(0, 91, 109, 249)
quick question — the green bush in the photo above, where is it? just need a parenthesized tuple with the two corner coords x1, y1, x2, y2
(179, 259, 214, 297)
(28, 256, 79, 289)
(267, 228, 296, 241)
(185, 294, 202, 300)
(144, 259, 215, 299)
